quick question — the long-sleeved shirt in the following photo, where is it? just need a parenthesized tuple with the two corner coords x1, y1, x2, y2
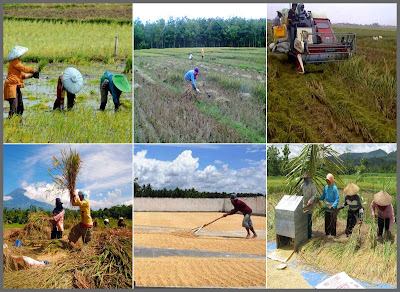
(371, 202, 395, 231)
(56, 75, 76, 104)
(71, 195, 93, 227)
(101, 71, 122, 103)
(51, 209, 65, 231)
(4, 59, 35, 100)
(319, 184, 340, 212)
(287, 9, 298, 28)
(230, 199, 252, 215)
(184, 70, 197, 89)
(339, 194, 364, 221)
(298, 181, 317, 213)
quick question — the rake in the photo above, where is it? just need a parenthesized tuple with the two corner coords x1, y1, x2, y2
(190, 215, 225, 234)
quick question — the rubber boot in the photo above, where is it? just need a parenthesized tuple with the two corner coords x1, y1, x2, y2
(114, 102, 120, 112)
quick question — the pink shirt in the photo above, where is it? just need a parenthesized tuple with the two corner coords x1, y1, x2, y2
(51, 209, 65, 231)
(370, 202, 395, 231)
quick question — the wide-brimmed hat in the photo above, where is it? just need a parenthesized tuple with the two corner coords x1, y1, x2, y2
(119, 217, 124, 220)
(6, 46, 28, 61)
(62, 67, 83, 94)
(230, 194, 238, 200)
(112, 74, 131, 93)
(301, 171, 311, 178)
(343, 183, 359, 196)
(326, 173, 334, 184)
(373, 191, 392, 206)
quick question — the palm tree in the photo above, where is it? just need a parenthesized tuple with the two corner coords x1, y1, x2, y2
(286, 144, 347, 195)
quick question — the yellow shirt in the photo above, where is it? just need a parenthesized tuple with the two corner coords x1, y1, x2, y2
(71, 195, 93, 226)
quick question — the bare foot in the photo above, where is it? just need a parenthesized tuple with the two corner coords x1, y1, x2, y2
(245, 234, 251, 239)
(252, 233, 258, 238)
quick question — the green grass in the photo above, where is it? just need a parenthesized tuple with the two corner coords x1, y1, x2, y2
(4, 19, 132, 63)
(267, 24, 396, 143)
(134, 47, 266, 143)
(3, 223, 25, 229)
(4, 102, 132, 143)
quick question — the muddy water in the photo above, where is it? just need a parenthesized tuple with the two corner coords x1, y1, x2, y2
(3, 63, 131, 118)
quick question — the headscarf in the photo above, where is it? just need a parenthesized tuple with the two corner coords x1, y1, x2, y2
(53, 198, 64, 214)
(326, 173, 334, 186)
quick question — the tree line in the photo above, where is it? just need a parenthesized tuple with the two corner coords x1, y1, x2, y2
(134, 181, 263, 198)
(134, 17, 266, 50)
(4, 205, 132, 225)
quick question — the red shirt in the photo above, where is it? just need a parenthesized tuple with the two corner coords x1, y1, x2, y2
(231, 199, 252, 215)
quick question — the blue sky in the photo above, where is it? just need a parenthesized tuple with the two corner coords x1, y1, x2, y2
(4, 144, 133, 210)
(134, 144, 266, 194)
(267, 3, 396, 26)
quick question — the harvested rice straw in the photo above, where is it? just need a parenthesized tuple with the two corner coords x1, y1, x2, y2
(48, 148, 83, 203)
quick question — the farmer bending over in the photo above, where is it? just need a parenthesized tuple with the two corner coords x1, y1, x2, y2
(315, 173, 339, 236)
(99, 71, 131, 112)
(223, 194, 257, 239)
(371, 191, 395, 241)
(4, 46, 40, 118)
(54, 68, 83, 110)
(338, 183, 363, 237)
(185, 67, 200, 93)
(69, 190, 93, 244)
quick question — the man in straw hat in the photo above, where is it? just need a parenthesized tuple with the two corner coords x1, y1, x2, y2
(297, 170, 317, 239)
(4, 46, 40, 117)
(338, 183, 364, 237)
(69, 190, 93, 244)
(99, 71, 131, 112)
(371, 191, 395, 241)
(316, 173, 340, 236)
(54, 67, 83, 110)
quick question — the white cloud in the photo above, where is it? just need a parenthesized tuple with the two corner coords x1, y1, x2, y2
(214, 160, 224, 165)
(3, 196, 12, 201)
(134, 150, 266, 194)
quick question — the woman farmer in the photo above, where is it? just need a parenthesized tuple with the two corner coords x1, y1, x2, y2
(4, 46, 40, 117)
(50, 198, 65, 239)
(371, 191, 395, 241)
(298, 171, 317, 239)
(69, 190, 93, 244)
(316, 173, 340, 236)
(53, 67, 83, 110)
(185, 67, 200, 93)
(99, 71, 131, 112)
(338, 183, 364, 237)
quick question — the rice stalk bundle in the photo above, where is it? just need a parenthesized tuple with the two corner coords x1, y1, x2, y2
(48, 148, 83, 203)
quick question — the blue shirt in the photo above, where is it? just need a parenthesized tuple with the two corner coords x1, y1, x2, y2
(319, 184, 340, 212)
(101, 71, 122, 103)
(184, 70, 197, 89)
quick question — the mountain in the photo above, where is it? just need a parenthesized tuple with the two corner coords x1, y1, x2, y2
(3, 188, 53, 211)
(339, 150, 396, 169)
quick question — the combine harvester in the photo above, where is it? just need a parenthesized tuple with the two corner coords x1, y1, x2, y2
(270, 3, 357, 73)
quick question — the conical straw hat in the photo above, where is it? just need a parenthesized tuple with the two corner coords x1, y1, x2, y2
(373, 191, 392, 206)
(6, 46, 28, 61)
(301, 170, 311, 178)
(343, 183, 359, 196)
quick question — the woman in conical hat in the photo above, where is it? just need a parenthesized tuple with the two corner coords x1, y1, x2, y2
(371, 191, 395, 241)
(338, 183, 364, 237)
(4, 46, 40, 117)
(53, 67, 83, 110)
(99, 71, 131, 112)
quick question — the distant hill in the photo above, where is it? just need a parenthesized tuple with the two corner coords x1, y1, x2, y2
(3, 188, 53, 211)
(339, 150, 396, 168)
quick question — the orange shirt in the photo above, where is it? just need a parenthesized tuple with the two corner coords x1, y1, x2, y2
(201, 50, 204, 56)
(4, 59, 34, 100)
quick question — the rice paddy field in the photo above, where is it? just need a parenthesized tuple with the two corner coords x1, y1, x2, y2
(134, 47, 266, 143)
(267, 24, 397, 143)
(3, 4, 132, 143)
(3, 212, 133, 289)
(267, 174, 397, 287)
(134, 212, 266, 288)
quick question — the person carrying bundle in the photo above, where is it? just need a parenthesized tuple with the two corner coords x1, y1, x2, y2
(371, 191, 395, 241)
(4, 46, 40, 117)
(337, 183, 363, 237)
(69, 190, 93, 244)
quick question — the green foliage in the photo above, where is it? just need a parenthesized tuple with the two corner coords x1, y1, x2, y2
(134, 17, 266, 50)
(286, 145, 347, 195)
(123, 57, 132, 74)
